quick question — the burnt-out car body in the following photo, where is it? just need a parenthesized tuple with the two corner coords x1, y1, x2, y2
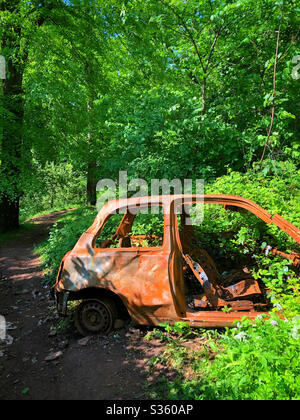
(53, 195, 300, 335)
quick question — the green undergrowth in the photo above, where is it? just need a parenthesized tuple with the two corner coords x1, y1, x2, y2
(146, 312, 300, 400)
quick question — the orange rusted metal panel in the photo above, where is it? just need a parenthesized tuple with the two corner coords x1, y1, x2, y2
(53, 195, 299, 331)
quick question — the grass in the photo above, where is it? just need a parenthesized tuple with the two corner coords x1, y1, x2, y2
(0, 222, 36, 247)
(19, 204, 80, 223)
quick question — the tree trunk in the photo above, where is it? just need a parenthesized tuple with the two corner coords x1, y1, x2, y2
(0, 196, 20, 232)
(87, 160, 97, 206)
(0, 1, 63, 232)
(0, 48, 24, 233)
(85, 92, 97, 206)
(201, 77, 207, 115)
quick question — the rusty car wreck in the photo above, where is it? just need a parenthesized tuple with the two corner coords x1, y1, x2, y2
(53, 195, 300, 335)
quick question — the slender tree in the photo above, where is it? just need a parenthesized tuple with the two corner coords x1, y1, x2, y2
(0, 0, 66, 231)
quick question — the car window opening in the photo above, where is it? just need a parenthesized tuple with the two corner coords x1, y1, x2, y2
(94, 205, 165, 249)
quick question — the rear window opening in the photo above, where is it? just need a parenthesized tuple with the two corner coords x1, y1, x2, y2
(94, 205, 165, 249)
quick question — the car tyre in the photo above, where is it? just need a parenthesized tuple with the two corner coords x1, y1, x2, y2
(74, 298, 117, 336)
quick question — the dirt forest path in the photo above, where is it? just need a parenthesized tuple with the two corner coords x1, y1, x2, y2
(0, 210, 167, 400)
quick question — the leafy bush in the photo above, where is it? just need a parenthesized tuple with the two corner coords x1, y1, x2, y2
(36, 207, 97, 285)
(200, 161, 300, 264)
(20, 162, 86, 219)
(253, 253, 300, 318)
(198, 313, 300, 400)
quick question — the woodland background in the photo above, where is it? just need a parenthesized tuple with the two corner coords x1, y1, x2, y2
(1, 0, 300, 401)
(0, 0, 299, 231)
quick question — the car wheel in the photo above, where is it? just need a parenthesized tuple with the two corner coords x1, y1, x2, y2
(74, 298, 117, 336)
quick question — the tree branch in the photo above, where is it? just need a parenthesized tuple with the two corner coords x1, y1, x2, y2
(158, 0, 205, 71)
(204, 27, 222, 72)
(259, 22, 281, 168)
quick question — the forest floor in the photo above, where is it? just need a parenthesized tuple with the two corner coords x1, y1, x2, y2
(0, 210, 174, 400)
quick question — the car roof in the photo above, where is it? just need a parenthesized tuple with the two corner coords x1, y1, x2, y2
(81, 194, 299, 243)
(99, 194, 272, 216)
(86, 194, 273, 237)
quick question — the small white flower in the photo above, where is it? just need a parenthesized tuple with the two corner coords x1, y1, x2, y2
(273, 303, 283, 311)
(234, 332, 248, 341)
(270, 320, 278, 326)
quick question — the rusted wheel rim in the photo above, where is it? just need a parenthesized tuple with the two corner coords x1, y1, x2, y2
(76, 299, 114, 335)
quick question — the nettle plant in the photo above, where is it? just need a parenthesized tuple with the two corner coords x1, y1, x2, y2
(252, 252, 300, 318)
(200, 312, 300, 400)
